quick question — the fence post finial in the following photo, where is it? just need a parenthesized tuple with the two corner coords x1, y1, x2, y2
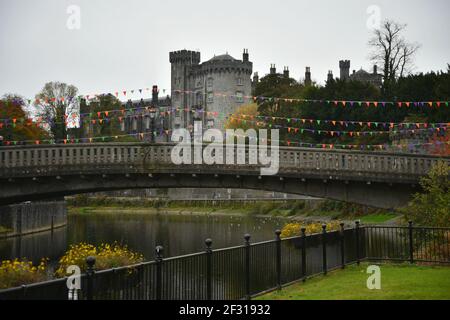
(275, 229, 281, 240)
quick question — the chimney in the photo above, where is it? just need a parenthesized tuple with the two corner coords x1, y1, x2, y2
(152, 85, 159, 105)
(270, 64, 276, 75)
(327, 70, 333, 82)
(283, 67, 289, 78)
(373, 65, 378, 74)
(305, 67, 312, 86)
(243, 49, 249, 62)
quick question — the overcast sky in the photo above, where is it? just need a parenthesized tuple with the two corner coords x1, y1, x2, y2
(1, 0, 449, 101)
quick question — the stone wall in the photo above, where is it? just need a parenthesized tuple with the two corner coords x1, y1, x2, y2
(0, 201, 67, 238)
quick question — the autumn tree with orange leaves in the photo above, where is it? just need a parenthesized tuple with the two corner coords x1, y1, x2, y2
(0, 94, 49, 145)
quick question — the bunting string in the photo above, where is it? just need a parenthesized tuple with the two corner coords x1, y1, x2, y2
(1, 106, 449, 130)
(1, 129, 449, 151)
(4, 85, 450, 110)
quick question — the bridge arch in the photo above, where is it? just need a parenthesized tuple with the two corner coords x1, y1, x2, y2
(0, 143, 447, 208)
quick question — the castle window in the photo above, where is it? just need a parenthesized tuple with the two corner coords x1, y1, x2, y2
(207, 92, 214, 103)
(207, 77, 213, 88)
(196, 92, 203, 106)
(196, 76, 202, 87)
(235, 91, 244, 103)
(237, 78, 243, 86)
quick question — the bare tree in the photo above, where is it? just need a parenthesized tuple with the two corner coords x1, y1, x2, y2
(34, 82, 79, 141)
(369, 20, 420, 84)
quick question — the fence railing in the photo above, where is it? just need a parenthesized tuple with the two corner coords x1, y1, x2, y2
(0, 222, 448, 300)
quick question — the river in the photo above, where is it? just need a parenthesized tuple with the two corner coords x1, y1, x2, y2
(0, 210, 286, 266)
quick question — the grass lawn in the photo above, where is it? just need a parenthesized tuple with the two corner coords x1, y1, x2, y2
(256, 263, 450, 300)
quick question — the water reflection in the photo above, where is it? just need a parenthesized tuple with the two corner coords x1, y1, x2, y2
(0, 227, 67, 263)
(0, 212, 285, 264)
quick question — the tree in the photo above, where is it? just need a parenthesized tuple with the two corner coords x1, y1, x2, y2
(69, 93, 138, 142)
(0, 94, 49, 144)
(225, 103, 259, 131)
(369, 20, 420, 90)
(34, 82, 79, 141)
(403, 161, 450, 227)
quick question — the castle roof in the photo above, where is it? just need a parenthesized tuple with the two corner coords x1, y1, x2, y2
(352, 68, 369, 76)
(207, 54, 237, 62)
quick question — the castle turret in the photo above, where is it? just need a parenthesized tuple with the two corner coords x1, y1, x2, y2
(305, 67, 312, 86)
(373, 65, 378, 75)
(339, 60, 350, 81)
(270, 64, 276, 75)
(283, 67, 289, 78)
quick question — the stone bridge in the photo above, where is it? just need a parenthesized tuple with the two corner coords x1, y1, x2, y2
(0, 143, 448, 208)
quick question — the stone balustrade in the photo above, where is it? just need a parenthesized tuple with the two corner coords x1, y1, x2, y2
(0, 143, 447, 180)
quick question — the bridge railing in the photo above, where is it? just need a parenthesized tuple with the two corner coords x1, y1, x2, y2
(0, 222, 448, 300)
(0, 143, 448, 177)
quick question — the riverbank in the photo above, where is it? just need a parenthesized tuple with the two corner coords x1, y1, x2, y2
(0, 201, 67, 239)
(67, 196, 401, 225)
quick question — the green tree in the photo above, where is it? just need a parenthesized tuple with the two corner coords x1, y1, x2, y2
(403, 161, 450, 227)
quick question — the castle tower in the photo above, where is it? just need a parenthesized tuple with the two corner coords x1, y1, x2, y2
(283, 67, 289, 79)
(305, 67, 312, 86)
(169, 50, 201, 129)
(252, 72, 259, 94)
(339, 60, 350, 81)
(327, 70, 334, 83)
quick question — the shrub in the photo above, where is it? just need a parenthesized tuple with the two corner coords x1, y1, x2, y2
(55, 242, 144, 277)
(280, 221, 342, 238)
(403, 161, 450, 227)
(0, 258, 48, 289)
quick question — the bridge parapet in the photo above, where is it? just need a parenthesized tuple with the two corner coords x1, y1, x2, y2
(0, 143, 448, 181)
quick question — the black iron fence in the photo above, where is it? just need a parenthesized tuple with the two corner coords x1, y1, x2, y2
(0, 222, 448, 300)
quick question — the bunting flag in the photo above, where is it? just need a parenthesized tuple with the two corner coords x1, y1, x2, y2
(2, 130, 449, 151)
(5, 82, 450, 109)
(1, 105, 449, 130)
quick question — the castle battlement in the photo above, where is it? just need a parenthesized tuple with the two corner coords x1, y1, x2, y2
(169, 50, 201, 64)
(339, 60, 350, 68)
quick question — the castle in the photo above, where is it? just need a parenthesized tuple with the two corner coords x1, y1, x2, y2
(336, 60, 383, 87)
(112, 53, 383, 143)
(169, 49, 253, 130)
(115, 49, 253, 142)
